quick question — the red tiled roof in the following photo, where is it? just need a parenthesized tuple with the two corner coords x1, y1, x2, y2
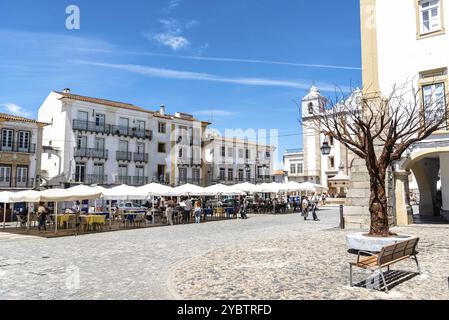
(0, 113, 48, 126)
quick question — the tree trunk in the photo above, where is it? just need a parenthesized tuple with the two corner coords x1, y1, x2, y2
(368, 172, 390, 237)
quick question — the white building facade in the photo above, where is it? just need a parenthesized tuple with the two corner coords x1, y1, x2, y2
(203, 132, 275, 185)
(357, 0, 449, 224)
(301, 86, 350, 195)
(283, 149, 305, 183)
(38, 89, 210, 187)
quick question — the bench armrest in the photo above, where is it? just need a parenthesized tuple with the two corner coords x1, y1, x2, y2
(357, 250, 377, 263)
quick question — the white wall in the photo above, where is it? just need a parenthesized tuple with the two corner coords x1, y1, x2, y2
(440, 153, 449, 212)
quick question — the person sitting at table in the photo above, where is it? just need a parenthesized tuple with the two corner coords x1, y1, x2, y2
(37, 202, 48, 232)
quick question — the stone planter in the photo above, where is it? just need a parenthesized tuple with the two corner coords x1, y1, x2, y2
(346, 232, 415, 252)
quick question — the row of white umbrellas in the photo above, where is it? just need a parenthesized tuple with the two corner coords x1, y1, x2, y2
(0, 181, 325, 204)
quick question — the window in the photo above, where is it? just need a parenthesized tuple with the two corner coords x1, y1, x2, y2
(308, 102, 314, 114)
(95, 137, 105, 150)
(329, 136, 334, 147)
(227, 168, 233, 181)
(297, 164, 303, 174)
(16, 167, 28, 185)
(119, 117, 129, 128)
(18, 131, 30, 152)
(77, 136, 87, 150)
(266, 151, 271, 158)
(95, 114, 105, 126)
(158, 143, 166, 153)
(136, 120, 145, 131)
(238, 169, 244, 181)
(158, 122, 166, 134)
(118, 165, 128, 177)
(246, 169, 251, 181)
(423, 82, 447, 128)
(178, 147, 183, 158)
(136, 166, 145, 178)
(93, 163, 104, 177)
(329, 156, 335, 169)
(238, 149, 244, 158)
(290, 164, 296, 175)
(0, 166, 11, 186)
(192, 168, 200, 183)
(157, 165, 165, 180)
(1, 129, 13, 151)
(179, 168, 187, 182)
(118, 140, 128, 152)
(219, 168, 226, 181)
(77, 110, 88, 122)
(137, 142, 145, 154)
(221, 146, 226, 157)
(228, 147, 234, 158)
(75, 163, 86, 183)
(419, 0, 442, 35)
(245, 149, 250, 159)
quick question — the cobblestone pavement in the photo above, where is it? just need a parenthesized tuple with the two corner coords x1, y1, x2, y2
(0, 207, 448, 300)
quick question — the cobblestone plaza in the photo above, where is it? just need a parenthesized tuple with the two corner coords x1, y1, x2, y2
(1, 207, 448, 300)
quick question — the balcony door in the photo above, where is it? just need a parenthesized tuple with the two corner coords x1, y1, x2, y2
(0, 166, 11, 187)
(75, 163, 86, 183)
(1, 129, 13, 151)
(16, 167, 28, 187)
(93, 163, 104, 184)
(18, 131, 30, 152)
(119, 117, 129, 135)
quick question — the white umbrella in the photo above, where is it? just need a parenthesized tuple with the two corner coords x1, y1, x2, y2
(234, 182, 257, 193)
(1, 191, 14, 229)
(203, 184, 245, 196)
(101, 185, 147, 200)
(171, 184, 207, 196)
(254, 183, 280, 193)
(137, 183, 175, 197)
(66, 185, 103, 200)
(280, 181, 303, 192)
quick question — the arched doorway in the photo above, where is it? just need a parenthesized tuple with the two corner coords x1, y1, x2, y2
(403, 148, 449, 221)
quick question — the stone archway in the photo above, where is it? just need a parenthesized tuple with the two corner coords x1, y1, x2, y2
(398, 147, 449, 223)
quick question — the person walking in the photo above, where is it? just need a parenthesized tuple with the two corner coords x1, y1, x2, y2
(302, 196, 309, 220)
(194, 200, 202, 224)
(240, 196, 248, 219)
(37, 202, 48, 232)
(166, 198, 174, 226)
(311, 193, 320, 221)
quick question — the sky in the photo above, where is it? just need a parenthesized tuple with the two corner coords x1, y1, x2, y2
(0, 0, 362, 168)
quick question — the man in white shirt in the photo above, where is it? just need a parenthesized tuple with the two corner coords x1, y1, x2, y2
(311, 193, 320, 221)
(182, 198, 192, 224)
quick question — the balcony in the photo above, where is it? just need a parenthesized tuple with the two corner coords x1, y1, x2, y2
(0, 178, 35, 189)
(87, 174, 108, 185)
(133, 152, 149, 163)
(177, 178, 201, 186)
(115, 176, 132, 185)
(0, 143, 36, 154)
(73, 119, 153, 140)
(130, 176, 149, 186)
(116, 151, 132, 161)
(152, 174, 170, 185)
(74, 148, 108, 160)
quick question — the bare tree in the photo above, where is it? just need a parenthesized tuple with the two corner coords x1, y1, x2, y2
(305, 82, 448, 237)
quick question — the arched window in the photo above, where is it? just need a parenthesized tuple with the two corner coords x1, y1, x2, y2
(308, 102, 314, 114)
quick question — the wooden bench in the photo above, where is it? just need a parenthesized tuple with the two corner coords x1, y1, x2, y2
(349, 237, 421, 292)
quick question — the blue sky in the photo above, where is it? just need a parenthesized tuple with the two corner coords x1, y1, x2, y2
(0, 0, 361, 167)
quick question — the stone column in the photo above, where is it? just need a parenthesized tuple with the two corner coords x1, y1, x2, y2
(440, 153, 449, 220)
(394, 170, 413, 226)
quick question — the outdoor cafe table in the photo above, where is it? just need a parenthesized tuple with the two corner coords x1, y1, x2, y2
(55, 214, 75, 227)
(84, 215, 106, 225)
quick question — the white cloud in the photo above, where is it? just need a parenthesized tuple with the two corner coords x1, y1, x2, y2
(1, 103, 31, 117)
(152, 33, 190, 51)
(71, 59, 348, 92)
(166, 0, 181, 12)
(193, 110, 236, 117)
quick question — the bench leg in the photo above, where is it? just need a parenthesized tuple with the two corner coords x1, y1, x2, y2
(413, 255, 421, 274)
(349, 264, 353, 287)
(379, 267, 389, 293)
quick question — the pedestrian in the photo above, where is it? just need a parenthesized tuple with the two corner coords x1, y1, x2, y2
(322, 193, 327, 206)
(240, 196, 248, 219)
(311, 192, 320, 221)
(194, 200, 202, 224)
(37, 202, 48, 232)
(302, 196, 309, 220)
(166, 198, 174, 226)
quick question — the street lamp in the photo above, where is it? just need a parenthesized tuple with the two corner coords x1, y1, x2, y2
(321, 137, 332, 156)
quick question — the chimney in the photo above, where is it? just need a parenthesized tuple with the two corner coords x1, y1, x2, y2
(63, 88, 71, 94)
(160, 104, 165, 116)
